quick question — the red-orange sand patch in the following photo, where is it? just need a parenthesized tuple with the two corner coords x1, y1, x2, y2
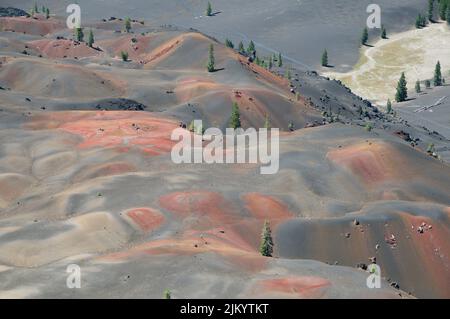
(142, 34, 186, 67)
(254, 277, 331, 298)
(175, 77, 223, 103)
(99, 34, 153, 61)
(28, 39, 101, 58)
(26, 111, 179, 156)
(243, 193, 294, 220)
(327, 142, 399, 185)
(159, 191, 240, 226)
(0, 16, 63, 36)
(400, 212, 450, 297)
(126, 208, 165, 232)
(99, 235, 268, 272)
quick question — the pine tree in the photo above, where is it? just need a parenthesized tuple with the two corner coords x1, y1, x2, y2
(361, 27, 369, 45)
(446, 5, 450, 24)
(381, 25, 387, 39)
(247, 40, 255, 56)
(425, 79, 431, 88)
(434, 61, 442, 86)
(163, 289, 171, 299)
(45, 7, 50, 19)
(288, 122, 295, 131)
(207, 44, 215, 72)
(440, 0, 448, 20)
(395, 72, 408, 102)
(34, 2, 39, 13)
(259, 221, 274, 257)
(206, 2, 212, 16)
(264, 114, 271, 129)
(88, 30, 94, 47)
(428, 0, 434, 22)
(229, 102, 241, 129)
(74, 28, 84, 42)
(225, 38, 234, 49)
(268, 56, 273, 69)
(321, 49, 328, 67)
(120, 51, 129, 62)
(238, 41, 245, 54)
(415, 80, 421, 93)
(386, 99, 392, 114)
(124, 17, 131, 33)
(277, 53, 283, 67)
(422, 14, 427, 26)
(415, 14, 422, 28)
(285, 69, 292, 80)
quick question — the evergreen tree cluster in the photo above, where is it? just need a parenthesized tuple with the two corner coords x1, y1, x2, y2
(30, 2, 50, 18)
(439, 0, 450, 20)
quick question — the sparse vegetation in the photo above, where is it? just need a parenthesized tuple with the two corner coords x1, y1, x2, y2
(365, 123, 374, 132)
(229, 102, 241, 129)
(188, 120, 204, 134)
(321, 49, 328, 67)
(259, 221, 273, 257)
(120, 51, 129, 62)
(207, 44, 215, 72)
(395, 72, 408, 102)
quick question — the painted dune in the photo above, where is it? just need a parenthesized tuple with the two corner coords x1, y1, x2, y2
(0, 5, 449, 299)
